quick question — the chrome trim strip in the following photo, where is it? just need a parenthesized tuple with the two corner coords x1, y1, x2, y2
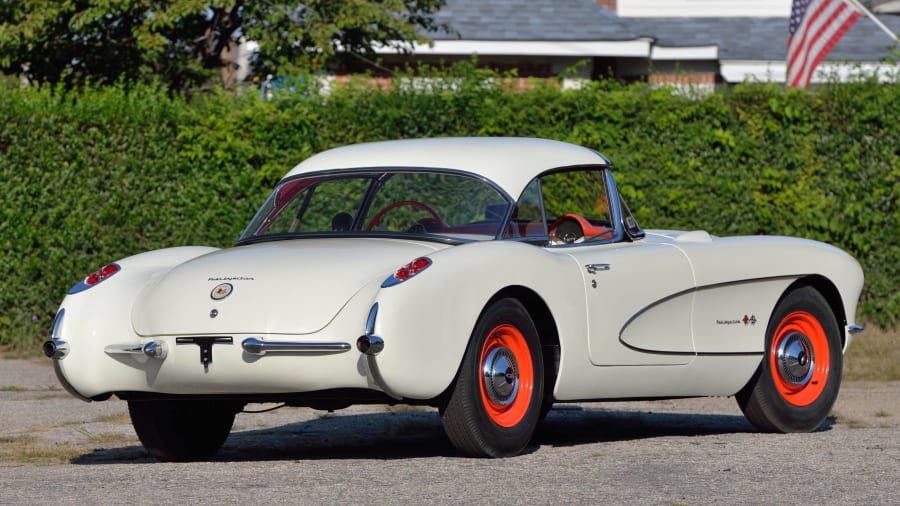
(104, 343, 144, 355)
(366, 302, 378, 336)
(104, 341, 168, 359)
(51, 309, 65, 339)
(603, 169, 626, 244)
(848, 324, 864, 335)
(240, 337, 351, 356)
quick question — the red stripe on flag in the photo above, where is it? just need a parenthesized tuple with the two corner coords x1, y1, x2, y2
(787, 0, 861, 88)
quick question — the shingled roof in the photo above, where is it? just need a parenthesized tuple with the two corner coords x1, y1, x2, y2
(426, 0, 900, 62)
(428, 0, 630, 41)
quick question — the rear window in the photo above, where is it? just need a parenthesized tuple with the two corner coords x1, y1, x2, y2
(240, 170, 511, 242)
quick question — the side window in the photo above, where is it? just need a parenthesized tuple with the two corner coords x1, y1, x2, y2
(505, 178, 546, 238)
(540, 169, 613, 245)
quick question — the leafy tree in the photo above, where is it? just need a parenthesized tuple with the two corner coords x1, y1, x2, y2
(0, 1, 448, 89)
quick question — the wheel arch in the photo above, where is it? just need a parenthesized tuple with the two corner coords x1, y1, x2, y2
(784, 275, 847, 347)
(485, 286, 561, 396)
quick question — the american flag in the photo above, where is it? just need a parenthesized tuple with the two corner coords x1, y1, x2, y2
(787, 0, 861, 88)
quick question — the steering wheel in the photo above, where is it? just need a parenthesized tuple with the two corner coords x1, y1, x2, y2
(549, 215, 584, 244)
(366, 200, 444, 231)
(549, 213, 615, 244)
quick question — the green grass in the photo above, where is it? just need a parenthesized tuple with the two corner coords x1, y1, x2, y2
(844, 323, 900, 381)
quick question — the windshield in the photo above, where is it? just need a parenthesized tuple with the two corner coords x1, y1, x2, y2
(239, 170, 511, 243)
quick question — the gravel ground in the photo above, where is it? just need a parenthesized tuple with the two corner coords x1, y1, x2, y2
(1, 358, 898, 504)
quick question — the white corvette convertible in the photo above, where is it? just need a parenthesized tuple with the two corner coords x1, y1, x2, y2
(45, 137, 864, 460)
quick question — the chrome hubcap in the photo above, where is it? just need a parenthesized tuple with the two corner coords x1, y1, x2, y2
(482, 346, 519, 406)
(775, 332, 815, 385)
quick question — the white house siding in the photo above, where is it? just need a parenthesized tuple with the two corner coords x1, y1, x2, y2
(617, 0, 791, 17)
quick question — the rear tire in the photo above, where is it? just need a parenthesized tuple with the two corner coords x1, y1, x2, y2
(440, 298, 544, 457)
(128, 399, 241, 462)
(737, 286, 842, 432)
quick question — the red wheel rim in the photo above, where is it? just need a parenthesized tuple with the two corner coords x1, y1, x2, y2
(769, 311, 830, 407)
(478, 323, 534, 427)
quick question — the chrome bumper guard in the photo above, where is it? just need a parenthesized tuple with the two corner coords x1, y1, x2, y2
(240, 337, 351, 356)
(105, 341, 168, 359)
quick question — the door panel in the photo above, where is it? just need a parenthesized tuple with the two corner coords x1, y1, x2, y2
(565, 242, 696, 366)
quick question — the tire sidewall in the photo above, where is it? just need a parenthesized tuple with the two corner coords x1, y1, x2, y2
(445, 298, 544, 457)
(128, 399, 238, 461)
(758, 286, 843, 432)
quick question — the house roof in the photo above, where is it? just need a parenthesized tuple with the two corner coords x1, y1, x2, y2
(428, 0, 628, 41)
(424, 0, 900, 62)
(632, 15, 900, 61)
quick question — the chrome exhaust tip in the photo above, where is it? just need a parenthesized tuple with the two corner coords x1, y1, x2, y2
(42, 339, 69, 360)
(356, 335, 384, 355)
(357, 303, 384, 355)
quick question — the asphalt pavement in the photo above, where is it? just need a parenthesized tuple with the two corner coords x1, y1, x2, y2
(2, 358, 898, 505)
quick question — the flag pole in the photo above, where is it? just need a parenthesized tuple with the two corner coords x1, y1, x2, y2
(845, 0, 900, 42)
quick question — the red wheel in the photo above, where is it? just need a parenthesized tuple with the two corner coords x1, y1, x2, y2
(366, 200, 443, 231)
(478, 324, 534, 428)
(441, 299, 543, 457)
(769, 311, 830, 407)
(737, 285, 842, 433)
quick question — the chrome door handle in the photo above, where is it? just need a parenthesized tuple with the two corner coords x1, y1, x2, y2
(586, 263, 610, 274)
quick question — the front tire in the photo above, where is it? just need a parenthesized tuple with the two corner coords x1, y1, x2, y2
(440, 298, 544, 457)
(128, 399, 241, 462)
(737, 286, 842, 432)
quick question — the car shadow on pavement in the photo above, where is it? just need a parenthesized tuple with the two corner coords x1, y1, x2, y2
(537, 405, 755, 448)
(70, 404, 836, 464)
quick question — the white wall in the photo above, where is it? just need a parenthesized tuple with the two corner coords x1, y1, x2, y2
(617, 0, 791, 17)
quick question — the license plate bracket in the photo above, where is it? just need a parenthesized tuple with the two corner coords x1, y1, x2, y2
(176, 336, 233, 371)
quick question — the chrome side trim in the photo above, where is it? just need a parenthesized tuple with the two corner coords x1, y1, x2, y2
(848, 324, 864, 335)
(240, 337, 351, 356)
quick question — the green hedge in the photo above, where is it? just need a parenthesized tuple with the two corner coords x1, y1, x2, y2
(1, 67, 898, 351)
